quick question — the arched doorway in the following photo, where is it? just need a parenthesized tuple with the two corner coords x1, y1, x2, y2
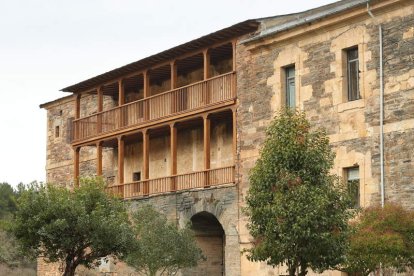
(186, 211, 225, 276)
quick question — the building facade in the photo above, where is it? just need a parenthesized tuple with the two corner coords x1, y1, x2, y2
(40, 0, 414, 275)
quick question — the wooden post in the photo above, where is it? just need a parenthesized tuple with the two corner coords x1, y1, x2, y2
(232, 40, 237, 98)
(203, 49, 210, 80)
(170, 123, 177, 191)
(232, 109, 237, 163)
(143, 71, 150, 120)
(74, 94, 81, 140)
(203, 115, 211, 187)
(74, 147, 80, 187)
(97, 142, 103, 176)
(118, 80, 124, 128)
(232, 40, 237, 71)
(203, 49, 210, 105)
(171, 61, 177, 114)
(97, 87, 103, 133)
(118, 136, 124, 197)
(143, 129, 150, 195)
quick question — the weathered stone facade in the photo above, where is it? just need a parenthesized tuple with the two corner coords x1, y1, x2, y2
(41, 0, 414, 275)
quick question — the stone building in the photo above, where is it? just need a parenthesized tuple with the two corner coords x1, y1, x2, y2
(40, 0, 414, 275)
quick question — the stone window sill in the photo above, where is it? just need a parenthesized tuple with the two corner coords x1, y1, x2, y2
(337, 99, 365, 113)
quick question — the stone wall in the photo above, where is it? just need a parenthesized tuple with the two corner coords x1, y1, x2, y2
(236, 2, 414, 275)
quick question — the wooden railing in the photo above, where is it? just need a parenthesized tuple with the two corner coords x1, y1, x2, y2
(73, 72, 236, 142)
(106, 166, 235, 199)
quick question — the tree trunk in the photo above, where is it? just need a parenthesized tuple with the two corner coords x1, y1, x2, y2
(63, 259, 77, 276)
(299, 262, 307, 276)
(288, 265, 297, 276)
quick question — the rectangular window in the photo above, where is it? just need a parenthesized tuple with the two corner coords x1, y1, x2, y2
(285, 66, 296, 108)
(133, 172, 141, 182)
(346, 47, 359, 101)
(55, 126, 60, 138)
(345, 167, 360, 208)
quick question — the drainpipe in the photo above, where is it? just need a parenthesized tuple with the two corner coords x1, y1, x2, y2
(367, 1, 385, 208)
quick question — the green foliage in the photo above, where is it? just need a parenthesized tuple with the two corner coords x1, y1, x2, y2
(124, 205, 203, 276)
(341, 204, 414, 276)
(245, 109, 354, 276)
(13, 178, 135, 276)
(0, 182, 18, 220)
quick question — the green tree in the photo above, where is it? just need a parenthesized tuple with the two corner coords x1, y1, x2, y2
(13, 178, 135, 276)
(124, 205, 203, 276)
(0, 182, 18, 220)
(245, 109, 354, 276)
(341, 204, 414, 276)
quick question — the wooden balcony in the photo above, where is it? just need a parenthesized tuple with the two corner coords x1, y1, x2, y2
(73, 72, 236, 143)
(106, 166, 235, 199)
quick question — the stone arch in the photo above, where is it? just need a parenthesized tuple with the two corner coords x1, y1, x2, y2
(178, 190, 240, 276)
(183, 211, 225, 276)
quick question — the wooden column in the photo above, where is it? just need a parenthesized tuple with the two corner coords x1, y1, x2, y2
(232, 40, 237, 98)
(232, 40, 237, 71)
(203, 49, 210, 80)
(203, 115, 211, 187)
(143, 71, 150, 120)
(232, 109, 237, 163)
(170, 123, 177, 191)
(96, 142, 103, 176)
(203, 50, 210, 105)
(74, 94, 81, 140)
(117, 136, 124, 197)
(97, 87, 103, 133)
(143, 129, 150, 195)
(118, 80, 124, 128)
(74, 147, 80, 187)
(171, 61, 177, 114)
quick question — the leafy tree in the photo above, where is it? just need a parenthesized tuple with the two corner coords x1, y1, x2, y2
(13, 178, 135, 276)
(245, 109, 354, 276)
(0, 182, 18, 220)
(341, 204, 414, 276)
(124, 205, 203, 276)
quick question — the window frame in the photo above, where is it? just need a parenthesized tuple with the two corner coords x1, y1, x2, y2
(284, 65, 296, 108)
(346, 47, 360, 101)
(345, 166, 360, 209)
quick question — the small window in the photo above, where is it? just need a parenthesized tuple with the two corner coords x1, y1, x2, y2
(133, 172, 141, 182)
(285, 65, 295, 108)
(55, 126, 60, 138)
(345, 167, 360, 208)
(346, 47, 360, 101)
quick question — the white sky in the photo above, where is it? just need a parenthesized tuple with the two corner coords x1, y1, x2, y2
(0, 0, 335, 187)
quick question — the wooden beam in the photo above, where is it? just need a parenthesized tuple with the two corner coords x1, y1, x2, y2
(203, 49, 210, 80)
(144, 70, 150, 98)
(97, 87, 103, 133)
(75, 94, 81, 119)
(96, 142, 102, 176)
(118, 79, 125, 106)
(117, 137, 124, 185)
(232, 109, 237, 162)
(143, 71, 150, 121)
(170, 61, 177, 90)
(170, 124, 177, 191)
(143, 130, 150, 195)
(203, 115, 211, 187)
(74, 147, 80, 187)
(232, 40, 237, 71)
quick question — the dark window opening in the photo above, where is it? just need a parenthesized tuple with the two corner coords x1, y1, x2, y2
(55, 126, 60, 138)
(346, 47, 360, 101)
(133, 172, 141, 182)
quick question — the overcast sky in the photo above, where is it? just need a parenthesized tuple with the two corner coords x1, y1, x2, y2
(0, 0, 336, 187)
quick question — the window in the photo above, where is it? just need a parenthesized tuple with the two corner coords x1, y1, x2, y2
(345, 167, 360, 208)
(55, 126, 60, 138)
(133, 172, 141, 182)
(346, 47, 359, 101)
(285, 65, 296, 108)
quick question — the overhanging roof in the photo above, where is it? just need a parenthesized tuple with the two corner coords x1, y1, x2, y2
(61, 20, 260, 93)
